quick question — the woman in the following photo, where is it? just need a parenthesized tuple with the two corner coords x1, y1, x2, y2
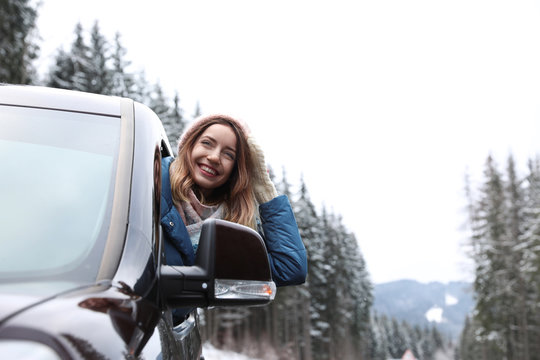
(160, 114, 307, 288)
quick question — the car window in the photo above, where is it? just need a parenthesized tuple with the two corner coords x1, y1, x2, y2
(0, 105, 121, 282)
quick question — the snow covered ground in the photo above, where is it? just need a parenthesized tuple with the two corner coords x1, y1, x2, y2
(202, 342, 454, 360)
(202, 343, 260, 360)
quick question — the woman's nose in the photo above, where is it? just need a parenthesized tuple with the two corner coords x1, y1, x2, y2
(206, 150, 220, 163)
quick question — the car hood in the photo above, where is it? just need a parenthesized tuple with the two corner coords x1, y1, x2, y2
(0, 280, 109, 322)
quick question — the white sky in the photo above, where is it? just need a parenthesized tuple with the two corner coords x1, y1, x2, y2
(36, 0, 540, 284)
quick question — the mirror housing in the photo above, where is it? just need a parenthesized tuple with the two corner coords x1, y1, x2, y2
(160, 219, 276, 308)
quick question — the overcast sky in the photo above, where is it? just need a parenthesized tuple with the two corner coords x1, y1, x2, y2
(36, 0, 540, 284)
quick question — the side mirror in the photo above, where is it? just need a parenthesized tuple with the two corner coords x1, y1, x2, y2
(160, 219, 276, 308)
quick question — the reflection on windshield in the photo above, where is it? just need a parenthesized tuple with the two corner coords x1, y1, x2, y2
(0, 105, 121, 281)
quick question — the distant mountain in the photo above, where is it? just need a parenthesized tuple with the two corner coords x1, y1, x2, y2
(373, 280, 474, 340)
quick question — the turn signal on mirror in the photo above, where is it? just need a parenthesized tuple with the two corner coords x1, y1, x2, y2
(214, 279, 276, 300)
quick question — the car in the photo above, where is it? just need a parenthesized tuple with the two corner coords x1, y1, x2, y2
(0, 85, 277, 359)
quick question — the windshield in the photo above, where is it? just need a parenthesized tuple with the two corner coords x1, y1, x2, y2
(0, 105, 121, 282)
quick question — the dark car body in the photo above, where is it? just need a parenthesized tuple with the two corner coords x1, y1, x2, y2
(0, 85, 275, 359)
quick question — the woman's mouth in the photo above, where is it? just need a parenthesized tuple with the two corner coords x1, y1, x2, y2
(199, 164, 218, 177)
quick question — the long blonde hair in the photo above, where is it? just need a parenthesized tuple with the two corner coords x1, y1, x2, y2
(169, 115, 257, 229)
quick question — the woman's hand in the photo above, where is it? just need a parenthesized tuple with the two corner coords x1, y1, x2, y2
(247, 135, 278, 204)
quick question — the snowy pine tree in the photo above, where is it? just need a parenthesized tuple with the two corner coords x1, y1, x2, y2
(147, 82, 186, 147)
(161, 91, 186, 151)
(470, 156, 507, 345)
(518, 156, 540, 358)
(110, 32, 136, 97)
(0, 0, 39, 84)
(87, 21, 113, 94)
(192, 101, 202, 119)
(46, 48, 75, 89)
(70, 23, 93, 92)
(268, 171, 311, 359)
(504, 155, 530, 360)
(294, 177, 327, 360)
(464, 153, 540, 360)
(47, 22, 92, 91)
(146, 82, 167, 116)
(369, 313, 391, 360)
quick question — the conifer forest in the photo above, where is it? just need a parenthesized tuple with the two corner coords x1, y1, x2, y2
(3, 1, 540, 359)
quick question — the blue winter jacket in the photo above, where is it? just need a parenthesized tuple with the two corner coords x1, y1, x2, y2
(160, 156, 307, 286)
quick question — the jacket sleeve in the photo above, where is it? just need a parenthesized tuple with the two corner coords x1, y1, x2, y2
(259, 195, 308, 286)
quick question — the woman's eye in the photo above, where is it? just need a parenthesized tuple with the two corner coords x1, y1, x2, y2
(224, 152, 235, 160)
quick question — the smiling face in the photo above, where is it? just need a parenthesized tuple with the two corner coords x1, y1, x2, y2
(189, 123, 238, 198)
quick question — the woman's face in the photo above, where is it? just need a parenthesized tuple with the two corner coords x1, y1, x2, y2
(190, 123, 238, 197)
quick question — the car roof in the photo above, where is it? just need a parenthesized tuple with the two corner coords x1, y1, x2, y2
(0, 84, 123, 116)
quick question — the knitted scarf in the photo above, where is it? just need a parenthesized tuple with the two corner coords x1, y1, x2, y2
(177, 189, 224, 250)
